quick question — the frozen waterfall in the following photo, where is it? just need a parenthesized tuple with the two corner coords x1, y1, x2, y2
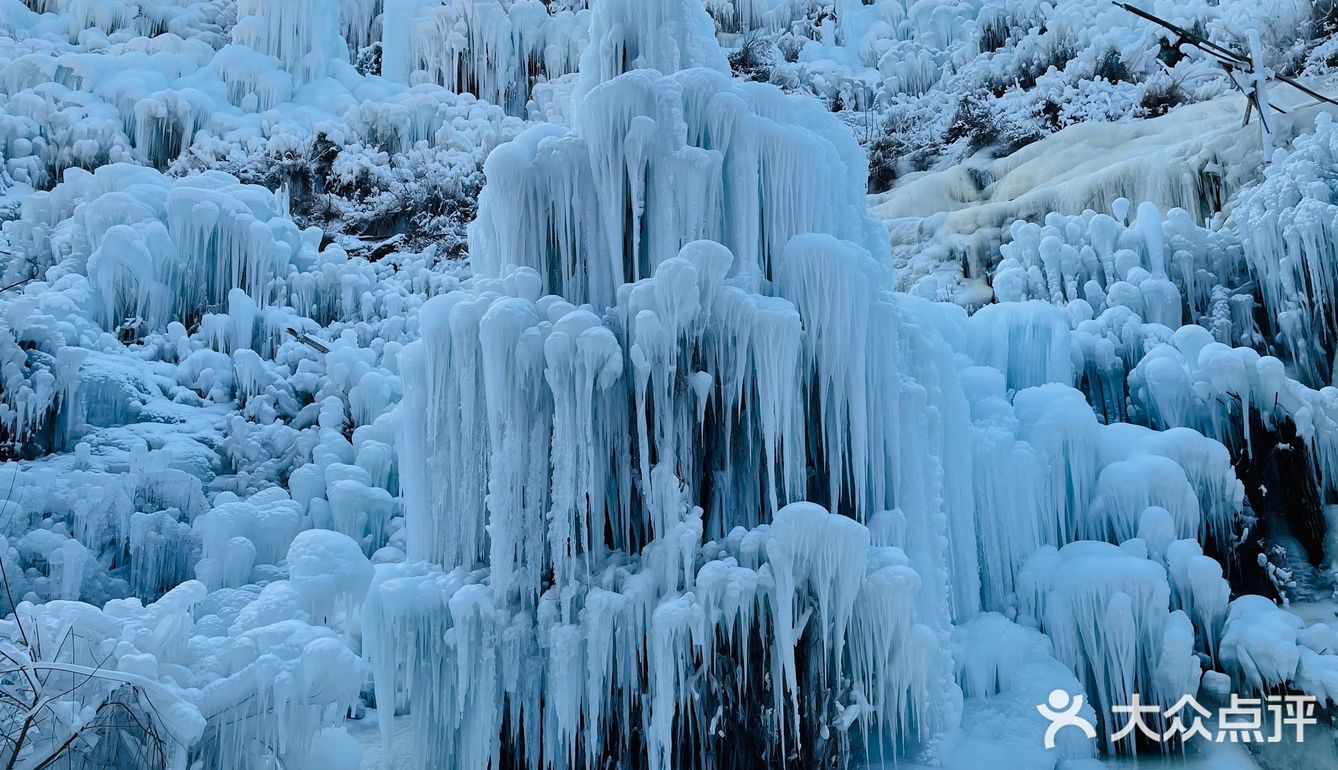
(372, 1, 1251, 768)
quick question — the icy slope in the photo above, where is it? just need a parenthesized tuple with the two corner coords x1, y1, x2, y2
(873, 78, 1338, 304)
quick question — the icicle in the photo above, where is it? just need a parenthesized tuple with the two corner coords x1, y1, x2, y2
(232, 0, 350, 84)
(574, 0, 728, 98)
(1018, 541, 1200, 752)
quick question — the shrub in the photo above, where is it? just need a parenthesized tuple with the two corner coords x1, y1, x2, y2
(729, 31, 776, 82)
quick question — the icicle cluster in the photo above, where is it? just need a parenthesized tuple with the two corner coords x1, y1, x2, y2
(1233, 112, 1338, 387)
(231, 0, 350, 84)
(366, 501, 955, 770)
(382, 0, 591, 115)
(1018, 538, 1210, 753)
(383, 3, 983, 765)
(7, 164, 317, 332)
(379, 1, 1259, 766)
(1130, 325, 1338, 501)
(469, 67, 885, 308)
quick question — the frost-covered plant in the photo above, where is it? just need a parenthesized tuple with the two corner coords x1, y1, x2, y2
(352, 41, 381, 76)
(0, 566, 181, 769)
(0, 573, 366, 770)
(320, 142, 486, 253)
(728, 30, 778, 83)
(1135, 70, 1188, 118)
(727, 0, 1327, 175)
(864, 126, 906, 192)
(943, 89, 1042, 157)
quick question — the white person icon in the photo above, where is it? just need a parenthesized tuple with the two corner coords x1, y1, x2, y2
(1038, 689, 1098, 749)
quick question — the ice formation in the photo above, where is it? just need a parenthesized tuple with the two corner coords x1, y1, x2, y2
(873, 85, 1337, 305)
(12, 164, 312, 331)
(0, 578, 365, 770)
(389, 17, 975, 758)
(375, 1, 1290, 767)
(231, 0, 350, 84)
(381, 0, 591, 114)
(1233, 112, 1338, 387)
(5, 0, 1338, 768)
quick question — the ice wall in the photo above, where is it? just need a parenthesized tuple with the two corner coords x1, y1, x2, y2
(380, 0, 1268, 765)
(386, 1, 978, 764)
(469, 66, 887, 308)
(6, 0, 1336, 767)
(1233, 112, 1338, 387)
(231, 0, 350, 84)
(381, 0, 591, 115)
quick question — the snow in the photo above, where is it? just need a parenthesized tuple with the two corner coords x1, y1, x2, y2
(947, 612, 1097, 765)
(286, 528, 374, 628)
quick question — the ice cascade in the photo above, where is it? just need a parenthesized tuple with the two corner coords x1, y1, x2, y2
(380, 0, 976, 766)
